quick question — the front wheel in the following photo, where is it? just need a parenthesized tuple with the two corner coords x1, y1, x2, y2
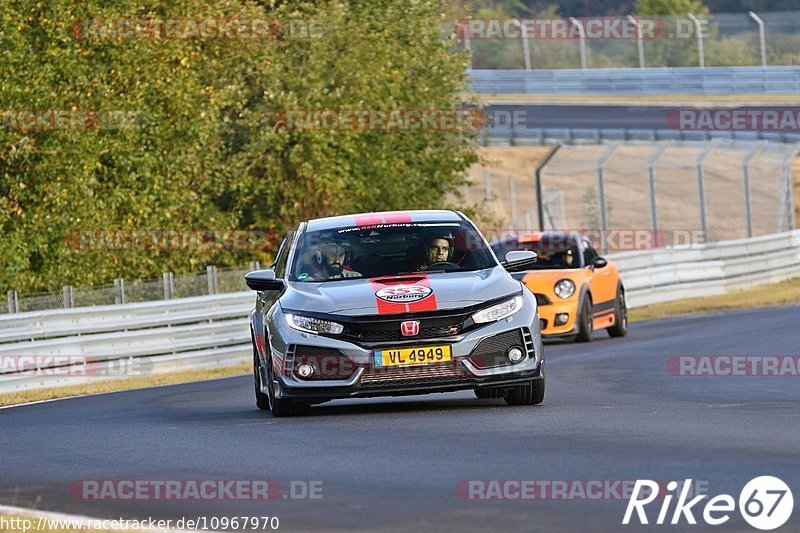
(607, 287, 628, 338)
(504, 378, 545, 406)
(255, 344, 311, 417)
(253, 341, 270, 411)
(575, 295, 594, 343)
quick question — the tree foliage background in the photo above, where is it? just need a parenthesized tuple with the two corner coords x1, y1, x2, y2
(0, 0, 478, 292)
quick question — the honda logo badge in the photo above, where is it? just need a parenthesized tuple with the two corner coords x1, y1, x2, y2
(401, 320, 420, 337)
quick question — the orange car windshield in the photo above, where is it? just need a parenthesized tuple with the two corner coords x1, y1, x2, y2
(493, 242, 580, 269)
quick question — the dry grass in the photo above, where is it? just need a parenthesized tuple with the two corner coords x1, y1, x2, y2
(480, 94, 800, 105)
(0, 362, 250, 408)
(630, 277, 800, 323)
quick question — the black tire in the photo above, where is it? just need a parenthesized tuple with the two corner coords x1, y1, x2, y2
(264, 349, 309, 417)
(575, 294, 594, 343)
(253, 340, 270, 411)
(607, 286, 629, 338)
(504, 378, 545, 406)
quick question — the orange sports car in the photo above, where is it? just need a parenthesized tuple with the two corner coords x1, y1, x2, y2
(491, 232, 627, 342)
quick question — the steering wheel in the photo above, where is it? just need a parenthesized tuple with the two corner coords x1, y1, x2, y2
(423, 261, 460, 271)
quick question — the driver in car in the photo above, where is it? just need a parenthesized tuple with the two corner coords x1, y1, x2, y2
(308, 239, 361, 280)
(420, 234, 454, 270)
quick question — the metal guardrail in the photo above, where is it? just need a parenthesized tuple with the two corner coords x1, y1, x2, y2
(483, 127, 800, 146)
(469, 67, 800, 94)
(0, 292, 253, 393)
(0, 230, 798, 393)
(609, 229, 800, 307)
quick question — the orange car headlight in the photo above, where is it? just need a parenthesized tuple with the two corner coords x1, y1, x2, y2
(554, 279, 576, 299)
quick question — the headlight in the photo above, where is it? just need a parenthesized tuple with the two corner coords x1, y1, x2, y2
(471, 296, 523, 324)
(554, 279, 576, 299)
(286, 314, 344, 335)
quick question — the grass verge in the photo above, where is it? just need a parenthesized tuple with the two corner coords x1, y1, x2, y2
(629, 277, 800, 323)
(0, 362, 250, 408)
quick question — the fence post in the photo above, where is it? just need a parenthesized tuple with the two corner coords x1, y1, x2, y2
(524, 209, 533, 231)
(207, 265, 218, 295)
(484, 170, 492, 201)
(114, 278, 126, 305)
(514, 19, 531, 71)
(742, 143, 763, 238)
(748, 12, 767, 68)
(688, 14, 705, 68)
(7, 290, 18, 314)
(597, 143, 621, 253)
(508, 176, 517, 229)
(695, 141, 717, 243)
(62, 285, 73, 308)
(163, 272, 174, 300)
(628, 15, 645, 68)
(779, 146, 800, 231)
(568, 18, 587, 69)
(535, 144, 562, 230)
(249, 260, 260, 272)
(647, 143, 670, 245)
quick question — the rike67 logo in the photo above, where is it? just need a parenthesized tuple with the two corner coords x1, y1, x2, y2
(624, 477, 793, 530)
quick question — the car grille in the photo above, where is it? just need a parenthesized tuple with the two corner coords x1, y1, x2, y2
(359, 360, 469, 387)
(355, 325, 461, 343)
(340, 312, 468, 344)
(534, 293, 552, 306)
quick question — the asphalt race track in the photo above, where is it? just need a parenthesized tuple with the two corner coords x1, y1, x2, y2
(2, 305, 799, 532)
(484, 104, 709, 131)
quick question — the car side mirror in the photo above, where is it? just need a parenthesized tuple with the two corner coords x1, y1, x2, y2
(592, 257, 608, 269)
(245, 269, 285, 291)
(502, 250, 537, 272)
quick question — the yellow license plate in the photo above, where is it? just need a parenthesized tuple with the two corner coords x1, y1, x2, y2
(374, 345, 452, 367)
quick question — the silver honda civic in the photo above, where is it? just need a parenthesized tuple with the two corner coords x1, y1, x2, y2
(245, 210, 544, 416)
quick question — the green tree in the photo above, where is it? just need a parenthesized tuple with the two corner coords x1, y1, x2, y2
(635, 0, 709, 15)
(0, 0, 478, 293)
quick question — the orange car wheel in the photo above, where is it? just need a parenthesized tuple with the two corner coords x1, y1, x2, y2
(575, 295, 594, 343)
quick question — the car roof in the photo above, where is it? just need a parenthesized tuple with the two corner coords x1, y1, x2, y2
(491, 231, 585, 249)
(305, 210, 464, 232)
(517, 232, 581, 244)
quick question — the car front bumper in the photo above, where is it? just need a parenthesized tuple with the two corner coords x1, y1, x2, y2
(260, 298, 544, 401)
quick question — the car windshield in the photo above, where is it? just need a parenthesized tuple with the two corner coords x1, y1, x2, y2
(493, 239, 580, 270)
(289, 221, 497, 282)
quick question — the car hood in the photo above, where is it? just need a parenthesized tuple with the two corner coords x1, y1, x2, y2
(280, 267, 521, 316)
